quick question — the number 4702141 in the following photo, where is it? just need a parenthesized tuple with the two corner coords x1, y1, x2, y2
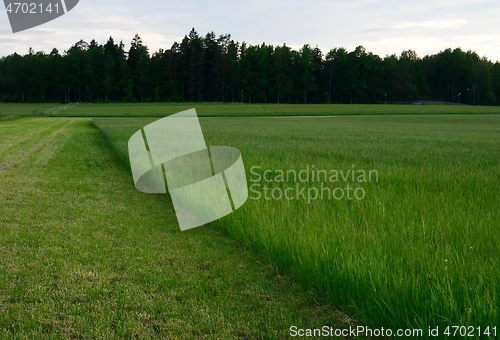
(443, 326, 497, 337)
(5, 2, 60, 14)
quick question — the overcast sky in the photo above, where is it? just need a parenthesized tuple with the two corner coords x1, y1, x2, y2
(1, 0, 499, 61)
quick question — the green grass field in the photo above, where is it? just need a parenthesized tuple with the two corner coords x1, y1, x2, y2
(1, 102, 500, 119)
(1, 103, 499, 338)
(0, 117, 348, 338)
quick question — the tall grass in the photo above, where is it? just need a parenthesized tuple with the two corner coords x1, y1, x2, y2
(94, 114, 500, 331)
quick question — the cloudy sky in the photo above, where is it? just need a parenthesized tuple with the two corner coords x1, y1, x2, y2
(1, 0, 499, 61)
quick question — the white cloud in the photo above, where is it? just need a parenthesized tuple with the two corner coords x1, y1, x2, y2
(394, 19, 467, 29)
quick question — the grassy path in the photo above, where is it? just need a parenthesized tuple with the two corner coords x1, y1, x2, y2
(0, 118, 347, 338)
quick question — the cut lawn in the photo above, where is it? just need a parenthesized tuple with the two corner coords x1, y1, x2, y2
(0, 117, 348, 338)
(94, 114, 500, 332)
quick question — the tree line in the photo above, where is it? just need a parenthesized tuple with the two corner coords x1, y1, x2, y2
(1, 28, 499, 105)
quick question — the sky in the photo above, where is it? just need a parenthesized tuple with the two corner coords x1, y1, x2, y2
(1, 0, 499, 61)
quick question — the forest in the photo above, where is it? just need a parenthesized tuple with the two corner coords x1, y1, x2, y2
(1, 28, 499, 105)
